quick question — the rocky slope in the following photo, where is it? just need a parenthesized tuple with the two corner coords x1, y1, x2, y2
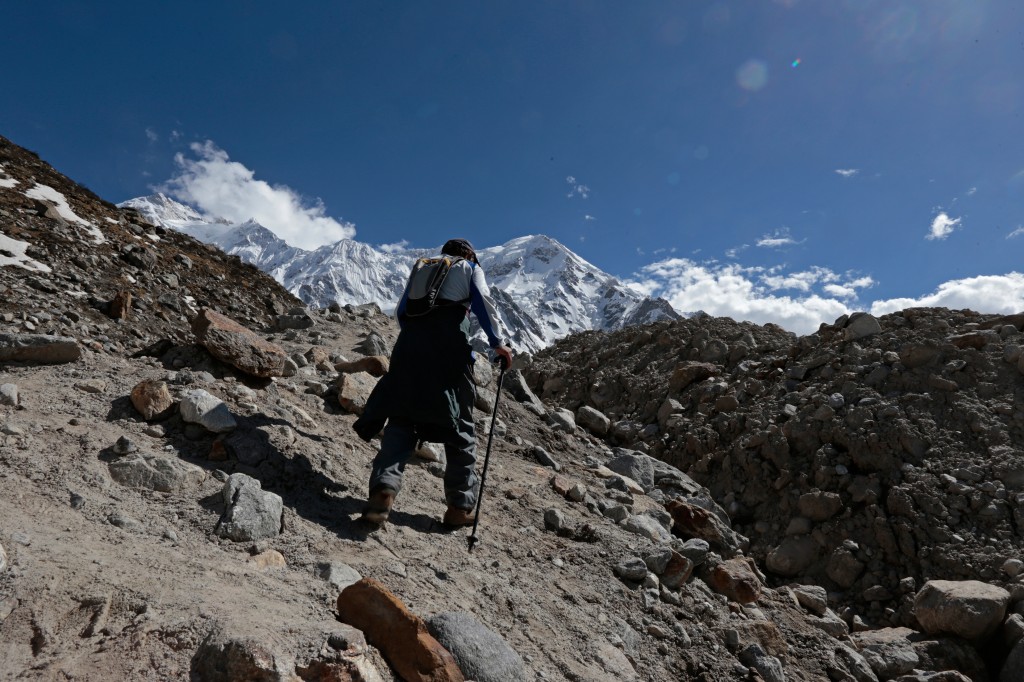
(3, 133, 1024, 681)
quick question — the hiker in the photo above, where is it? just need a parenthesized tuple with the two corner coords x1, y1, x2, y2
(353, 238, 513, 527)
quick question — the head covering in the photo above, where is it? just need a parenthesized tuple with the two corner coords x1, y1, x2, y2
(442, 238, 478, 264)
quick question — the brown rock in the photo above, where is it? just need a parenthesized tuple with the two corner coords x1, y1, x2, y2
(247, 550, 286, 570)
(947, 331, 997, 349)
(914, 579, 1010, 640)
(109, 290, 132, 320)
(668, 362, 718, 393)
(335, 356, 390, 377)
(337, 578, 464, 682)
(191, 308, 287, 378)
(709, 558, 763, 603)
(550, 474, 574, 497)
(660, 551, 695, 590)
(130, 379, 174, 420)
(209, 438, 230, 462)
(336, 373, 378, 415)
(666, 499, 732, 550)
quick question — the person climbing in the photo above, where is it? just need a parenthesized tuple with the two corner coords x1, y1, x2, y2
(353, 238, 513, 527)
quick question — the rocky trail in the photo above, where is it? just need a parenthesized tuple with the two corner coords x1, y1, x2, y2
(2, 134, 1024, 681)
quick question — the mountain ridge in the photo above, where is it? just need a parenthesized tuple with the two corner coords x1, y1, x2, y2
(119, 194, 680, 353)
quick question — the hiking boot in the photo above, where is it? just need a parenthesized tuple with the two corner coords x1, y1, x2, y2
(360, 488, 396, 525)
(442, 505, 477, 527)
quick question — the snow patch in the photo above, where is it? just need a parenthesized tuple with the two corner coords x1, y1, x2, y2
(0, 233, 51, 273)
(23, 183, 105, 243)
(0, 177, 17, 189)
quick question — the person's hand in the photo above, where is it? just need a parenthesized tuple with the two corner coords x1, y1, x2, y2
(494, 345, 513, 370)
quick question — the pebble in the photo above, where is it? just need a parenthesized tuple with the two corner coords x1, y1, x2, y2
(113, 436, 138, 455)
(69, 492, 85, 509)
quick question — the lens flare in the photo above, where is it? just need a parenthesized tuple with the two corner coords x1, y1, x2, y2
(791, 58, 801, 68)
(736, 59, 769, 91)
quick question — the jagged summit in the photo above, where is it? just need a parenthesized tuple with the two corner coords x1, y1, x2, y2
(118, 200, 680, 353)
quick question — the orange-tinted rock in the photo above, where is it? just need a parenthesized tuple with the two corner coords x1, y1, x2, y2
(110, 290, 132, 320)
(337, 578, 464, 682)
(130, 379, 174, 420)
(335, 356, 390, 377)
(709, 558, 763, 604)
(666, 499, 730, 549)
(336, 373, 378, 415)
(668, 362, 718, 393)
(192, 308, 287, 378)
(660, 551, 695, 590)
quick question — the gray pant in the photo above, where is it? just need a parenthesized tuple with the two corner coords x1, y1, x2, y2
(368, 370, 478, 510)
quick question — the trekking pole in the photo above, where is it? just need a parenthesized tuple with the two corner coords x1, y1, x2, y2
(467, 357, 508, 552)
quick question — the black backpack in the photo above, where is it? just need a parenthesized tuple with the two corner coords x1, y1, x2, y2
(403, 256, 469, 317)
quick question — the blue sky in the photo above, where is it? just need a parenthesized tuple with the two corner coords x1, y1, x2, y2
(2, 1, 1022, 333)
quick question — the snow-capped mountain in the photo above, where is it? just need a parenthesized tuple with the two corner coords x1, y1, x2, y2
(120, 194, 679, 352)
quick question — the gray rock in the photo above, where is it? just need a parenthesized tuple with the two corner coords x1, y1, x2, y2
(809, 608, 849, 638)
(548, 408, 576, 433)
(603, 504, 630, 523)
(426, 611, 527, 682)
(112, 436, 138, 455)
(644, 548, 674, 575)
(107, 512, 144, 532)
(677, 538, 711, 565)
(0, 383, 18, 406)
(0, 333, 81, 364)
(914, 579, 1010, 640)
(605, 451, 656, 491)
(615, 557, 649, 582)
(766, 536, 817, 577)
(1003, 638, 1024, 682)
(798, 490, 843, 521)
(180, 389, 237, 433)
(544, 508, 568, 533)
(316, 561, 362, 591)
(791, 584, 828, 616)
(844, 313, 882, 340)
(217, 473, 283, 542)
(834, 644, 879, 682)
(1005, 613, 1024, 647)
(739, 644, 785, 682)
(623, 514, 672, 543)
(0, 542, 7, 573)
(108, 453, 207, 492)
(576, 405, 610, 435)
(503, 370, 546, 414)
(354, 331, 389, 356)
(533, 446, 561, 471)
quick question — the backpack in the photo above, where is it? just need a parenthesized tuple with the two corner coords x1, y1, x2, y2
(403, 256, 469, 317)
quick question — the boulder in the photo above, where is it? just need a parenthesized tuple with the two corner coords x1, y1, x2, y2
(180, 389, 237, 433)
(337, 578, 464, 682)
(668, 362, 718, 393)
(336, 372, 378, 415)
(1002, 638, 1024, 682)
(606, 451, 655, 491)
(316, 562, 362, 591)
(660, 551, 696, 590)
(216, 474, 284, 542)
(622, 515, 672, 543)
(426, 611, 527, 682)
(851, 628, 920, 680)
(549, 408, 576, 433)
(109, 453, 207, 492)
(666, 499, 744, 554)
(335, 355, 390, 377)
(0, 542, 7, 574)
(130, 379, 175, 420)
(191, 308, 287, 378)
(844, 313, 882, 340)
(798, 490, 844, 521)
(913, 579, 1010, 640)
(576, 405, 610, 436)
(0, 383, 18, 407)
(708, 558, 763, 604)
(765, 536, 817, 577)
(0, 333, 81, 364)
(503, 370, 545, 414)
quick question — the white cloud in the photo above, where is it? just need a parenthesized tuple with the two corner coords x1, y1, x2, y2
(871, 273, 1024, 316)
(377, 240, 409, 254)
(160, 141, 355, 250)
(584, 215, 596, 221)
(629, 258, 850, 335)
(835, 168, 859, 177)
(757, 228, 800, 248)
(145, 127, 159, 143)
(565, 176, 590, 199)
(967, 186, 978, 196)
(926, 212, 961, 240)
(762, 266, 839, 292)
(725, 244, 749, 259)
(1008, 226, 1024, 239)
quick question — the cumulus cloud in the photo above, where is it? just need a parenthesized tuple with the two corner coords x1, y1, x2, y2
(377, 240, 409, 254)
(584, 214, 596, 221)
(145, 127, 159, 143)
(871, 273, 1024, 316)
(756, 228, 800, 248)
(1008, 226, 1024, 239)
(927, 212, 961, 240)
(762, 266, 840, 292)
(967, 186, 978, 196)
(835, 168, 859, 177)
(628, 259, 853, 335)
(725, 244, 749, 259)
(160, 141, 355, 250)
